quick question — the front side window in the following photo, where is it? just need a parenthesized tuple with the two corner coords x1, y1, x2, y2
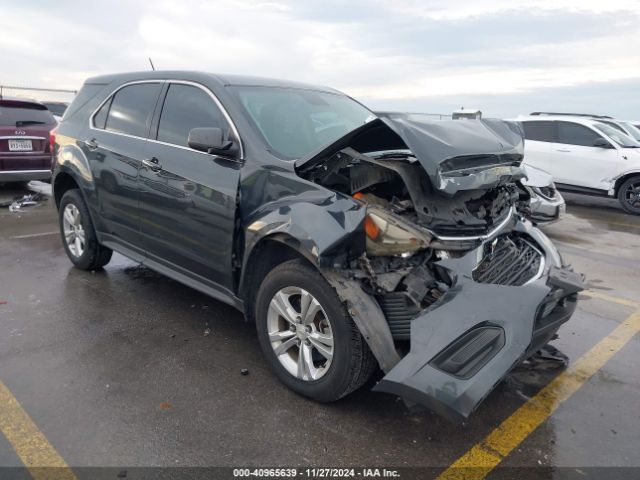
(522, 121, 555, 143)
(157, 84, 228, 148)
(556, 122, 600, 147)
(233, 86, 373, 159)
(104, 83, 162, 137)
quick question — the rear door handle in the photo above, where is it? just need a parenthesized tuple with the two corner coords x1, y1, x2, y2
(86, 138, 99, 151)
(141, 157, 162, 172)
(556, 148, 571, 153)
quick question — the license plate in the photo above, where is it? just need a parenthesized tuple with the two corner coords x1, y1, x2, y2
(8, 139, 33, 151)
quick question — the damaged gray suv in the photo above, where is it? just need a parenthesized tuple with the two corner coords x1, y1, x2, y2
(52, 72, 584, 422)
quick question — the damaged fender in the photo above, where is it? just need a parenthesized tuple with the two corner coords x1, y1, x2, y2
(243, 188, 366, 268)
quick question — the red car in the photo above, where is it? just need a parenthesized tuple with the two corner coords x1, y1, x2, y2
(0, 97, 57, 183)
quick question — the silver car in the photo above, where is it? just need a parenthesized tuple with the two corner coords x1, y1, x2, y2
(522, 164, 566, 225)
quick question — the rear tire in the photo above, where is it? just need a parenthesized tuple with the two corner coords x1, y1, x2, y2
(617, 176, 640, 215)
(255, 259, 376, 403)
(59, 189, 112, 270)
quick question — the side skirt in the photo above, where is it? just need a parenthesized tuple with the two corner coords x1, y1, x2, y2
(555, 183, 609, 197)
(100, 235, 245, 313)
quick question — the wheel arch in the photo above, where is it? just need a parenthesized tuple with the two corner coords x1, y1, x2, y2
(239, 234, 318, 323)
(52, 167, 103, 239)
(53, 171, 80, 208)
(614, 172, 640, 196)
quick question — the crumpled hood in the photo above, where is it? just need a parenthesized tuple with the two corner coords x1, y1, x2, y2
(296, 113, 526, 195)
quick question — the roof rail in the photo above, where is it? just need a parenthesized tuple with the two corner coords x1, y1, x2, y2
(529, 112, 612, 119)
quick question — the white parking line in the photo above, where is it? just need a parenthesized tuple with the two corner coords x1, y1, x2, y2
(10, 231, 59, 240)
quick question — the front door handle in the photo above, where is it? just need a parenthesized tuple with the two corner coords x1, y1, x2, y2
(142, 157, 162, 172)
(556, 148, 571, 153)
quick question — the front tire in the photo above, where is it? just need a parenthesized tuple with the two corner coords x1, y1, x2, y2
(255, 259, 376, 403)
(617, 176, 640, 215)
(59, 189, 113, 270)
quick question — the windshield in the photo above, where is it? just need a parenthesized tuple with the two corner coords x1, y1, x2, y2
(619, 121, 640, 142)
(0, 104, 56, 126)
(233, 86, 374, 159)
(593, 122, 640, 147)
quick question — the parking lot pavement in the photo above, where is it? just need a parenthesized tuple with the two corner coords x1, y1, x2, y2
(0, 183, 639, 478)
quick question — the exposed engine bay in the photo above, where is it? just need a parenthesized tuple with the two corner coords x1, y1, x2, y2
(299, 145, 538, 344)
(302, 147, 521, 242)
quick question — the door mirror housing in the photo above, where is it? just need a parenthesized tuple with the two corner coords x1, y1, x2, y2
(593, 137, 613, 149)
(188, 127, 239, 158)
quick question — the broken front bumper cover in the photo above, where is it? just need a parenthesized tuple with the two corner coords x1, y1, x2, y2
(373, 261, 584, 424)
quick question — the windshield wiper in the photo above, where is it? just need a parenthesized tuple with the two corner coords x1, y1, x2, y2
(16, 120, 47, 127)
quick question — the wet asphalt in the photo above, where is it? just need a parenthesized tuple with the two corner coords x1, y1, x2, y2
(0, 184, 639, 473)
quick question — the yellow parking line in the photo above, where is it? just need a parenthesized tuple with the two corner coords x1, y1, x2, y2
(437, 308, 640, 480)
(584, 290, 640, 309)
(0, 380, 76, 480)
(589, 219, 640, 230)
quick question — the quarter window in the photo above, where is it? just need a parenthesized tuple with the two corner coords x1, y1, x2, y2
(522, 121, 555, 142)
(93, 97, 111, 129)
(103, 83, 162, 137)
(557, 122, 600, 147)
(157, 84, 228, 148)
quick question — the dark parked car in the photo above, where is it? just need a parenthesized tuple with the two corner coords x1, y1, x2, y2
(0, 97, 57, 183)
(52, 72, 584, 422)
(42, 101, 69, 121)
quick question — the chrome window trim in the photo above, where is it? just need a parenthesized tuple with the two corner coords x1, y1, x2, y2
(89, 79, 162, 133)
(88, 79, 244, 159)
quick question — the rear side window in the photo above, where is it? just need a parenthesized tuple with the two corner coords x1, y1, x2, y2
(0, 102, 56, 126)
(103, 83, 162, 137)
(557, 122, 600, 147)
(157, 84, 228, 148)
(522, 121, 555, 142)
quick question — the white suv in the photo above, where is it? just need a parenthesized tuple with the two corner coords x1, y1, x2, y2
(515, 113, 640, 214)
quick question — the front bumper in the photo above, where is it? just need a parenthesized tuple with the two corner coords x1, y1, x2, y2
(530, 191, 566, 225)
(373, 226, 584, 423)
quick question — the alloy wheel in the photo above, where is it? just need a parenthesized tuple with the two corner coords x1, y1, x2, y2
(62, 203, 86, 257)
(624, 181, 640, 211)
(267, 286, 334, 381)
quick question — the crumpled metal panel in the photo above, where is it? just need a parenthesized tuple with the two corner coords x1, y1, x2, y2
(296, 114, 526, 195)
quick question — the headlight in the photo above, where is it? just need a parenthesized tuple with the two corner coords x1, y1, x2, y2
(532, 184, 557, 200)
(364, 206, 431, 256)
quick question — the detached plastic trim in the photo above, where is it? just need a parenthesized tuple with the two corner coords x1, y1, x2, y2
(430, 325, 505, 379)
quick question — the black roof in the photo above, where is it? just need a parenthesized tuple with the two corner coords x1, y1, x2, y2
(84, 70, 341, 94)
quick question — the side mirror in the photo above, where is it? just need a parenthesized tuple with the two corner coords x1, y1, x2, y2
(593, 137, 613, 148)
(188, 127, 239, 158)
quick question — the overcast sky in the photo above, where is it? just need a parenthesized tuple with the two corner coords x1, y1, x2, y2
(2, 0, 639, 119)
